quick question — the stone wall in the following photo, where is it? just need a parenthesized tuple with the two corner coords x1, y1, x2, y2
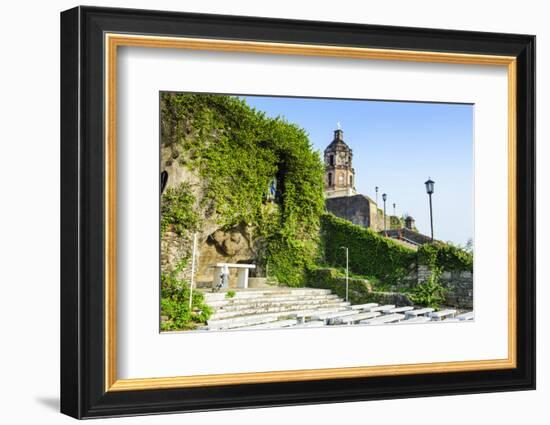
(417, 265, 473, 309)
(325, 194, 373, 228)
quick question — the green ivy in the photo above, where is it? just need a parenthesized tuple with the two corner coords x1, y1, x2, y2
(161, 93, 325, 287)
(417, 241, 473, 271)
(160, 260, 212, 331)
(160, 182, 200, 236)
(320, 213, 417, 285)
(409, 267, 447, 308)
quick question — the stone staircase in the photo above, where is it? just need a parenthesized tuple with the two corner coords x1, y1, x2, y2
(200, 288, 475, 331)
(203, 288, 349, 331)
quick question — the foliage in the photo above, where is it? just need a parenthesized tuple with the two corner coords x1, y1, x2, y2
(417, 241, 473, 272)
(160, 260, 212, 331)
(409, 267, 447, 308)
(307, 267, 373, 305)
(225, 290, 236, 299)
(389, 215, 403, 230)
(160, 182, 200, 236)
(308, 267, 413, 306)
(320, 213, 417, 285)
(161, 93, 325, 286)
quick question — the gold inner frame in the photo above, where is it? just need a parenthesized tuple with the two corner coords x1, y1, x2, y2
(104, 33, 517, 392)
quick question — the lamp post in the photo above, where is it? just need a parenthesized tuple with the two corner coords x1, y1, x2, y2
(382, 193, 387, 236)
(424, 178, 435, 241)
(393, 202, 396, 217)
(340, 246, 349, 302)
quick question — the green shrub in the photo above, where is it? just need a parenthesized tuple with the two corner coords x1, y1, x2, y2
(418, 241, 473, 271)
(160, 261, 212, 331)
(320, 213, 417, 285)
(225, 290, 236, 298)
(409, 267, 447, 308)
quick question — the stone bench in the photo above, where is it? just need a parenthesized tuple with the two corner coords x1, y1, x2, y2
(311, 310, 357, 322)
(383, 306, 414, 314)
(456, 311, 474, 321)
(429, 309, 457, 320)
(400, 316, 431, 324)
(211, 263, 256, 289)
(333, 311, 381, 325)
(360, 313, 405, 325)
(405, 308, 435, 317)
(369, 305, 395, 313)
(350, 303, 379, 311)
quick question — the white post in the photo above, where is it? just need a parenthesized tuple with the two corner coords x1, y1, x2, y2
(188, 233, 197, 310)
(340, 246, 349, 303)
(345, 247, 349, 303)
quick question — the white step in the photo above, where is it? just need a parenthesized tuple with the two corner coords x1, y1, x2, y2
(208, 294, 340, 307)
(207, 306, 349, 330)
(243, 319, 298, 330)
(361, 313, 405, 325)
(203, 288, 331, 302)
(211, 298, 344, 312)
(207, 314, 280, 330)
(209, 302, 350, 320)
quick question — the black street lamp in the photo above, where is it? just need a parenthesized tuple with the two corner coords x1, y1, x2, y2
(382, 193, 387, 236)
(424, 178, 435, 241)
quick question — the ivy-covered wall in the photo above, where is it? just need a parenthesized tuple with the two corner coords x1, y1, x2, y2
(320, 212, 473, 287)
(320, 213, 417, 285)
(160, 93, 326, 286)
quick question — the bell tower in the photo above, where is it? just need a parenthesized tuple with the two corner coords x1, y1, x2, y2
(324, 126, 356, 198)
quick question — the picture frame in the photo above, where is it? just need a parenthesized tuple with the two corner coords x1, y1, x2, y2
(60, 5, 535, 419)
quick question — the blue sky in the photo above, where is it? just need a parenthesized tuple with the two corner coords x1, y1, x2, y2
(241, 95, 473, 246)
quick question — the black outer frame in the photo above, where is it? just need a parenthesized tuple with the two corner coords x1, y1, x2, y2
(60, 6, 536, 419)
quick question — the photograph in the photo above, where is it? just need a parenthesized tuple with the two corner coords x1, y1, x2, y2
(159, 92, 475, 332)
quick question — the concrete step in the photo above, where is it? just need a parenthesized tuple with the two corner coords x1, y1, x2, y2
(210, 302, 350, 320)
(207, 314, 281, 330)
(207, 306, 349, 330)
(212, 297, 345, 311)
(243, 319, 298, 330)
(202, 288, 332, 302)
(208, 294, 340, 308)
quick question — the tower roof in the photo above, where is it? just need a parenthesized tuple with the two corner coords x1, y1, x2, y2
(325, 129, 351, 153)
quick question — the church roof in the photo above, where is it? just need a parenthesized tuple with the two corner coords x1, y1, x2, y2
(325, 129, 352, 152)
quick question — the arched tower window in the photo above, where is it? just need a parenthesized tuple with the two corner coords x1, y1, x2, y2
(329, 154, 334, 166)
(327, 172, 333, 186)
(349, 175, 353, 187)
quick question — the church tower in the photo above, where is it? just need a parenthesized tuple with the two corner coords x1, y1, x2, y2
(324, 127, 356, 198)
